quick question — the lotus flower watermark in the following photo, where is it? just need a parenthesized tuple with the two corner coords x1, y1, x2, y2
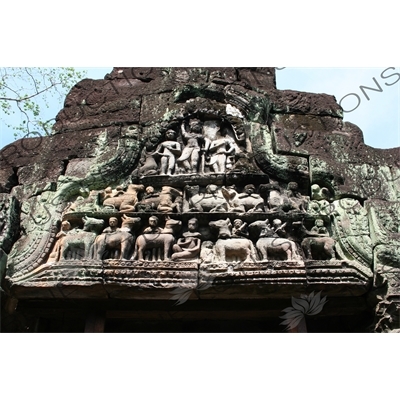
(169, 281, 214, 306)
(280, 291, 327, 332)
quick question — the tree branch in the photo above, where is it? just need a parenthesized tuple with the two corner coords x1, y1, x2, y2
(0, 82, 60, 103)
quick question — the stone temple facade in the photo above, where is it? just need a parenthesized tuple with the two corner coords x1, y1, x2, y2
(0, 67, 399, 333)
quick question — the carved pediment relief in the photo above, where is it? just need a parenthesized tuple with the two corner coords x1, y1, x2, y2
(7, 67, 398, 308)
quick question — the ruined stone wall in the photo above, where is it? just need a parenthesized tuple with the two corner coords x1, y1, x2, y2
(0, 68, 398, 332)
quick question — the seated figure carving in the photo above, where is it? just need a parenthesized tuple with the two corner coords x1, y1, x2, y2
(171, 218, 202, 262)
(300, 219, 336, 260)
(131, 216, 182, 261)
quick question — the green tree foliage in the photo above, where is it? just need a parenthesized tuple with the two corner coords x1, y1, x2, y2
(0, 67, 86, 138)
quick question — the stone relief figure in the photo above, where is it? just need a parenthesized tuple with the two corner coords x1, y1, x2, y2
(238, 185, 265, 213)
(311, 184, 332, 201)
(260, 182, 284, 212)
(209, 218, 258, 263)
(152, 129, 181, 175)
(92, 215, 141, 260)
(102, 217, 119, 234)
(134, 144, 159, 177)
(271, 219, 287, 238)
(260, 182, 308, 213)
(136, 186, 182, 213)
(204, 126, 236, 173)
(221, 185, 245, 212)
(186, 184, 228, 213)
(171, 218, 202, 262)
(307, 199, 333, 216)
(232, 219, 249, 238)
(136, 186, 160, 212)
(177, 119, 203, 174)
(222, 185, 265, 213)
(59, 216, 104, 261)
(200, 241, 214, 263)
(48, 220, 72, 262)
(300, 219, 336, 260)
(143, 215, 162, 234)
(249, 219, 301, 261)
(284, 182, 309, 212)
(65, 189, 101, 214)
(102, 184, 145, 213)
(157, 186, 183, 213)
(131, 217, 182, 261)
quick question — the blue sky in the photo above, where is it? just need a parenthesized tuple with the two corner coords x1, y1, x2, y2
(276, 67, 400, 150)
(1, 67, 399, 150)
